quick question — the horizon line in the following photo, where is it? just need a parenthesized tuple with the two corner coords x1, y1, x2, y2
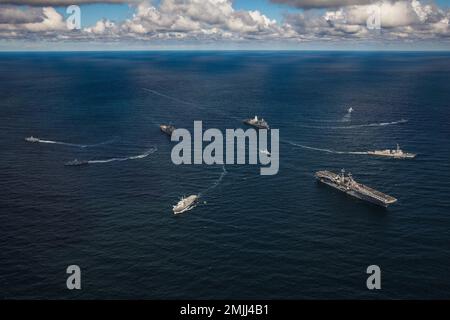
(1, 49, 450, 53)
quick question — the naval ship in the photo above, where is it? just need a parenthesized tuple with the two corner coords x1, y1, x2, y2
(243, 116, 270, 129)
(173, 195, 199, 214)
(315, 169, 397, 207)
(25, 136, 39, 143)
(160, 124, 175, 137)
(367, 144, 416, 159)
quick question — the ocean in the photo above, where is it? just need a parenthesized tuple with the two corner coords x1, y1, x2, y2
(1, 51, 449, 299)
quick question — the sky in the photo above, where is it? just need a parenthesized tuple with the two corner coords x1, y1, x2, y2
(0, 0, 450, 50)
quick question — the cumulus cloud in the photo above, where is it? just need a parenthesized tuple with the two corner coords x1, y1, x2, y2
(0, 0, 449, 44)
(116, 0, 290, 40)
(0, 6, 43, 24)
(271, 0, 378, 9)
(285, 0, 450, 40)
(0, 6, 66, 35)
(0, 0, 133, 6)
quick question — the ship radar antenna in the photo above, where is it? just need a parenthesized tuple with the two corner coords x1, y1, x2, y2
(340, 169, 345, 180)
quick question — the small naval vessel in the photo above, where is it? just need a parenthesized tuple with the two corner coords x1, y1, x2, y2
(347, 107, 354, 113)
(160, 124, 175, 137)
(25, 136, 39, 143)
(243, 116, 269, 129)
(64, 159, 89, 166)
(259, 148, 271, 156)
(173, 195, 199, 214)
(316, 169, 397, 207)
(367, 144, 416, 159)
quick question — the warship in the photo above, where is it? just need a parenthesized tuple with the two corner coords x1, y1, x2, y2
(367, 144, 416, 159)
(243, 116, 269, 129)
(173, 195, 199, 214)
(65, 159, 89, 166)
(160, 124, 175, 137)
(315, 169, 397, 207)
(25, 136, 39, 143)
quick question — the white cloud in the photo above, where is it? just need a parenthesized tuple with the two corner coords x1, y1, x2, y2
(0, 6, 43, 24)
(271, 0, 378, 9)
(0, 0, 133, 6)
(117, 0, 285, 40)
(0, 0, 449, 44)
(286, 0, 450, 40)
(0, 6, 65, 34)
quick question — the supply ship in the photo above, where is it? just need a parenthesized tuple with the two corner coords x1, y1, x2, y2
(173, 195, 199, 214)
(315, 169, 397, 207)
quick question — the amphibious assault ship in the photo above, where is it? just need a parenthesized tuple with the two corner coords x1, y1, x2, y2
(367, 144, 416, 159)
(173, 195, 199, 214)
(243, 116, 269, 129)
(315, 169, 397, 207)
(160, 124, 175, 137)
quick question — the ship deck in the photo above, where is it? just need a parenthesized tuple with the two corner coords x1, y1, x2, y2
(316, 170, 397, 204)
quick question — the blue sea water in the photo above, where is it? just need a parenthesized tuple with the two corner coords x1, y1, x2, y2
(0, 51, 450, 299)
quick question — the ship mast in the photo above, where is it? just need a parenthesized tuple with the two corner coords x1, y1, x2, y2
(340, 169, 345, 184)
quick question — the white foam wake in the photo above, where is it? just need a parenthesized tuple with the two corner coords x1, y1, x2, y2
(296, 119, 408, 129)
(87, 147, 157, 164)
(26, 137, 116, 148)
(142, 88, 197, 106)
(142, 88, 241, 121)
(199, 165, 228, 197)
(284, 140, 368, 155)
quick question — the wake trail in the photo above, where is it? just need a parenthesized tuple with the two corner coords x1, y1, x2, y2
(142, 88, 197, 106)
(296, 119, 408, 129)
(26, 137, 117, 148)
(142, 88, 241, 122)
(308, 118, 350, 123)
(86, 147, 157, 164)
(199, 165, 228, 197)
(284, 140, 368, 155)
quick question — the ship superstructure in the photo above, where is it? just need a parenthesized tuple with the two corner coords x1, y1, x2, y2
(243, 116, 269, 129)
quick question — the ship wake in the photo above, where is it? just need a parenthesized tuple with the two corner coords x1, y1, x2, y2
(199, 165, 228, 197)
(86, 147, 158, 164)
(296, 119, 408, 129)
(142, 88, 241, 121)
(285, 140, 368, 155)
(26, 137, 116, 148)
